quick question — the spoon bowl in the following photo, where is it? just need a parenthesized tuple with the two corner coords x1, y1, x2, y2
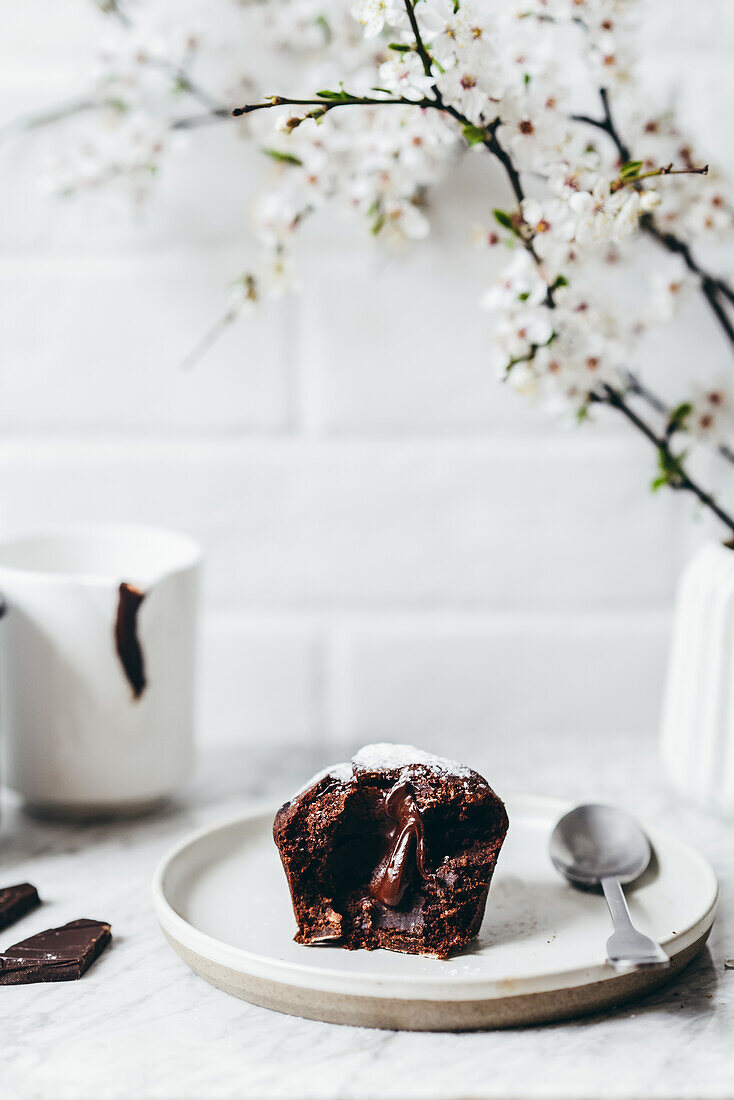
(550, 803, 652, 887)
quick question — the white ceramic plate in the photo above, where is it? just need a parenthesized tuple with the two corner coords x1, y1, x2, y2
(153, 795, 718, 1030)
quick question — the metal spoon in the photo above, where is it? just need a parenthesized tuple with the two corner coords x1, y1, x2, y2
(550, 803, 669, 971)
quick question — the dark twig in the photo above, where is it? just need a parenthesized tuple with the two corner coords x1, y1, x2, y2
(146, 57, 227, 116)
(402, 0, 435, 81)
(641, 216, 734, 347)
(232, 95, 426, 116)
(626, 370, 734, 469)
(597, 384, 734, 534)
(0, 97, 96, 144)
(172, 108, 234, 130)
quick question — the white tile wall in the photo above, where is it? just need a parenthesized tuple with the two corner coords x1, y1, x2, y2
(0, 1, 730, 751)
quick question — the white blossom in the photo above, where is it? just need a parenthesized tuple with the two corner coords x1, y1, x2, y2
(435, 45, 504, 124)
(497, 86, 573, 172)
(378, 52, 435, 99)
(351, 0, 401, 38)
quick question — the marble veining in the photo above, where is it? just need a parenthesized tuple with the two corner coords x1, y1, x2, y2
(1, 729, 732, 1100)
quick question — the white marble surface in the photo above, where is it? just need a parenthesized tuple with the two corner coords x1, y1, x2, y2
(1, 729, 733, 1100)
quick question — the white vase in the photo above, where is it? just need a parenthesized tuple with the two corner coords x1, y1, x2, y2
(660, 539, 734, 817)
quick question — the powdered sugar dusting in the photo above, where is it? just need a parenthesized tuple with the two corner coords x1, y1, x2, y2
(352, 743, 473, 779)
(290, 761, 352, 801)
(289, 743, 474, 805)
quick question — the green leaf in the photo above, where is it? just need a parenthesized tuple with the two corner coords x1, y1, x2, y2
(523, 72, 531, 85)
(620, 160, 643, 179)
(261, 148, 303, 166)
(651, 475, 667, 492)
(371, 213, 385, 236)
(518, 291, 530, 301)
(551, 274, 569, 290)
(493, 208, 514, 230)
(668, 401, 692, 432)
(314, 14, 332, 43)
(388, 42, 411, 52)
(576, 404, 589, 424)
(316, 86, 351, 102)
(462, 124, 487, 146)
(104, 96, 129, 113)
(654, 445, 687, 490)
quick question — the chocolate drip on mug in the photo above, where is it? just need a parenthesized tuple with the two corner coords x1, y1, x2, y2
(114, 583, 147, 699)
(370, 781, 429, 908)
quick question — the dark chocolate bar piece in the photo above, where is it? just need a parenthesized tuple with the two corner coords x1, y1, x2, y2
(0, 918, 112, 985)
(0, 884, 41, 932)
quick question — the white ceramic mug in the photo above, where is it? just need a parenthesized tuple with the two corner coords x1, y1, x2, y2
(0, 524, 201, 817)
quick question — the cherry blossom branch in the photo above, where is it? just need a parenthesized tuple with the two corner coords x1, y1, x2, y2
(228, 0, 731, 531)
(641, 217, 734, 307)
(596, 383, 734, 535)
(572, 87, 632, 162)
(611, 163, 709, 192)
(641, 216, 734, 347)
(626, 371, 734, 468)
(395, 3, 733, 530)
(0, 97, 97, 145)
(230, 85, 534, 274)
(97, 0, 227, 113)
(1, 0, 229, 144)
(232, 94, 429, 117)
(171, 109, 231, 130)
(400, 0, 528, 206)
(574, 87, 734, 349)
(402, 0, 436, 81)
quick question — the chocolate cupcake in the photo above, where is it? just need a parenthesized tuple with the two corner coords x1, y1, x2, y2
(273, 744, 508, 959)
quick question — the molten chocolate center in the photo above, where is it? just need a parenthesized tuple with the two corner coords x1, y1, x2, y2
(369, 781, 429, 907)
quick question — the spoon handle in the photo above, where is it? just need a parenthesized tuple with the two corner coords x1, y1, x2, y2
(601, 877, 669, 971)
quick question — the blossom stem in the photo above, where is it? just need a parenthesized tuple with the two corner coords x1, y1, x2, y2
(611, 163, 709, 192)
(402, 0, 435, 82)
(641, 216, 734, 347)
(172, 109, 231, 130)
(0, 97, 97, 144)
(597, 384, 734, 535)
(232, 95, 427, 116)
(180, 306, 240, 372)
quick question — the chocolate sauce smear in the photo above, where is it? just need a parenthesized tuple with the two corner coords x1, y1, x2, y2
(369, 781, 429, 908)
(115, 582, 146, 699)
